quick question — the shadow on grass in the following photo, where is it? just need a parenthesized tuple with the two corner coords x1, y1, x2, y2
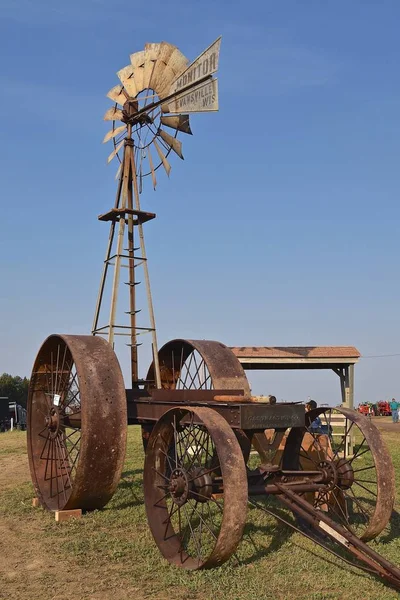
(104, 470, 144, 510)
(242, 497, 400, 593)
(378, 509, 400, 544)
(235, 497, 295, 565)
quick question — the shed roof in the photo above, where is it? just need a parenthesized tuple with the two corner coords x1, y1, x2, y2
(230, 346, 360, 370)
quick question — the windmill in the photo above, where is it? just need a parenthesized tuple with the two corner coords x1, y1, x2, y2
(91, 38, 221, 389)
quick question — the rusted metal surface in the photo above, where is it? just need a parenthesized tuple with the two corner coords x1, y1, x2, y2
(147, 339, 251, 394)
(283, 406, 395, 541)
(240, 403, 304, 430)
(27, 334, 127, 511)
(143, 406, 247, 569)
(131, 397, 303, 431)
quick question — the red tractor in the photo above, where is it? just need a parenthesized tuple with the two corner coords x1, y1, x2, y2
(377, 401, 391, 416)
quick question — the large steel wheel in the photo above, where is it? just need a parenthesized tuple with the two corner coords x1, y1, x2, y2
(144, 406, 248, 569)
(147, 338, 251, 393)
(28, 334, 127, 511)
(283, 407, 395, 541)
(143, 338, 252, 458)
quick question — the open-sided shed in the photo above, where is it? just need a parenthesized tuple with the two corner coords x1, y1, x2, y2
(230, 346, 361, 409)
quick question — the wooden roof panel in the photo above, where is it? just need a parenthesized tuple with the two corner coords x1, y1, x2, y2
(230, 346, 361, 359)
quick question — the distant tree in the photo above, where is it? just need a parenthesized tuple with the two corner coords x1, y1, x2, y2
(0, 374, 29, 408)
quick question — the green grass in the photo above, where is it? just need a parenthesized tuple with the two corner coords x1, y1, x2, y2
(1, 427, 400, 600)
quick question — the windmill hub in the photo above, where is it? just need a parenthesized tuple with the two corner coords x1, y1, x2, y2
(122, 98, 153, 127)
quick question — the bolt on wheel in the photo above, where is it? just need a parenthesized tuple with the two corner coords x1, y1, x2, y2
(144, 406, 248, 569)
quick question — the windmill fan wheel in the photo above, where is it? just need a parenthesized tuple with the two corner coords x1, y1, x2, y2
(103, 42, 193, 190)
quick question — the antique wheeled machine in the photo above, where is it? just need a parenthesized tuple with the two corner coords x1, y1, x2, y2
(27, 39, 400, 589)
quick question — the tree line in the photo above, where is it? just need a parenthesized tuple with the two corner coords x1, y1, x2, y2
(0, 374, 29, 408)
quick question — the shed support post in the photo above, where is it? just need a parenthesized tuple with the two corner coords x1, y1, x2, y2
(348, 364, 354, 410)
(333, 365, 355, 455)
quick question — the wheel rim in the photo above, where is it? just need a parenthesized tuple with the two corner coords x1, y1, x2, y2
(29, 342, 81, 509)
(28, 334, 127, 511)
(147, 339, 250, 393)
(144, 406, 248, 569)
(283, 407, 395, 540)
(142, 338, 251, 454)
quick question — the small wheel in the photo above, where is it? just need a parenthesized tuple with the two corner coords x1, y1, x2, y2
(28, 334, 127, 511)
(283, 407, 395, 541)
(144, 406, 248, 569)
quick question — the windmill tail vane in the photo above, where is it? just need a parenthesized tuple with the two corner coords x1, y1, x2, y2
(92, 38, 221, 388)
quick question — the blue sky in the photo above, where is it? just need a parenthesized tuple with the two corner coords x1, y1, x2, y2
(1, 0, 399, 404)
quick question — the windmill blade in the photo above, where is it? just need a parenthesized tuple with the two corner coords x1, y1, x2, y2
(151, 64, 177, 99)
(160, 115, 192, 135)
(117, 65, 138, 97)
(145, 42, 162, 62)
(130, 50, 146, 91)
(103, 124, 126, 144)
(147, 146, 157, 190)
(143, 43, 162, 90)
(155, 42, 177, 66)
(107, 140, 124, 163)
(153, 139, 171, 177)
(158, 129, 184, 159)
(132, 66, 144, 93)
(130, 50, 146, 69)
(168, 48, 188, 77)
(115, 160, 123, 180)
(148, 42, 178, 96)
(103, 106, 123, 121)
(139, 150, 143, 194)
(142, 58, 155, 90)
(107, 84, 128, 105)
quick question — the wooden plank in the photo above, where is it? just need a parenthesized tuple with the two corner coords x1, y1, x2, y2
(55, 509, 82, 523)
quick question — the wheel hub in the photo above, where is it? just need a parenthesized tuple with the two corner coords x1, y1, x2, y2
(45, 407, 61, 439)
(318, 460, 338, 491)
(335, 457, 355, 490)
(190, 467, 213, 503)
(169, 469, 189, 506)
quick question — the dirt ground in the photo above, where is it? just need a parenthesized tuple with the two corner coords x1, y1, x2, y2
(0, 438, 147, 600)
(0, 453, 30, 489)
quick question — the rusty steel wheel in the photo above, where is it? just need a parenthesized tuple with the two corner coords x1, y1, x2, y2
(147, 338, 251, 393)
(144, 406, 248, 569)
(27, 334, 127, 511)
(142, 338, 251, 454)
(283, 407, 395, 541)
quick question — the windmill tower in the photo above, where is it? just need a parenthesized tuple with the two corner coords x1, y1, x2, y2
(92, 39, 221, 389)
